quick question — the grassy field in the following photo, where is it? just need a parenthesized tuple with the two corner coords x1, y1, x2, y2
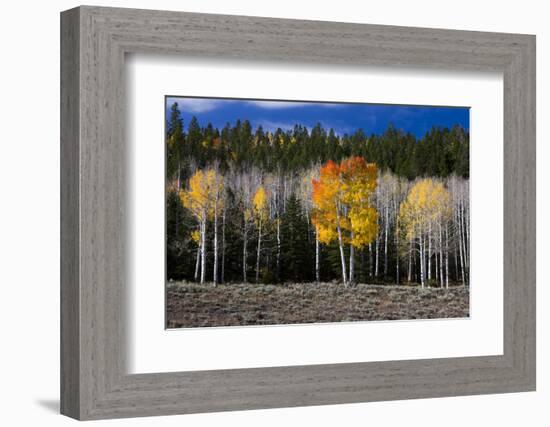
(166, 282, 469, 328)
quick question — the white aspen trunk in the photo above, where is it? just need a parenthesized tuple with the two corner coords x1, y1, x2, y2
(336, 212, 348, 286)
(460, 197, 467, 263)
(200, 214, 206, 285)
(461, 200, 469, 272)
(384, 206, 389, 278)
(255, 219, 262, 283)
(458, 198, 465, 265)
(439, 222, 443, 287)
(427, 222, 432, 282)
(368, 243, 373, 278)
(455, 206, 461, 280)
(276, 217, 281, 281)
(315, 230, 320, 284)
(349, 236, 355, 286)
(434, 246, 439, 285)
(423, 233, 427, 288)
(454, 236, 459, 282)
(395, 223, 400, 285)
(213, 200, 218, 286)
(221, 209, 226, 284)
(394, 198, 400, 285)
(462, 199, 468, 270)
(407, 238, 412, 282)
(375, 237, 380, 277)
(445, 224, 450, 289)
(194, 240, 200, 282)
(243, 220, 248, 283)
(457, 206, 466, 286)
(419, 234, 425, 288)
(465, 200, 470, 270)
(465, 197, 470, 248)
(459, 236, 465, 285)
(413, 249, 417, 283)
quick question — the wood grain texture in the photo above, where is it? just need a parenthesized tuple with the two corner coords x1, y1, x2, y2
(60, 7, 80, 419)
(60, 5, 536, 420)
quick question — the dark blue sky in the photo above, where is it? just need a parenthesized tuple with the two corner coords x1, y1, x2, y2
(166, 96, 469, 138)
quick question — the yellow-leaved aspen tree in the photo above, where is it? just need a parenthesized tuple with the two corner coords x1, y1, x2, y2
(181, 167, 225, 285)
(340, 157, 378, 285)
(181, 169, 211, 284)
(253, 186, 269, 283)
(399, 178, 451, 288)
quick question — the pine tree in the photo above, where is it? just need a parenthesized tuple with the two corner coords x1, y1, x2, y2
(166, 103, 184, 185)
(280, 194, 312, 282)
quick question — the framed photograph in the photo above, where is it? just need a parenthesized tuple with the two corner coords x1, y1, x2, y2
(61, 6, 536, 420)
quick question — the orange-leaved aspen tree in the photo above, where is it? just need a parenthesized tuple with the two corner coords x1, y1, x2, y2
(312, 157, 378, 287)
(398, 178, 451, 288)
(312, 160, 347, 285)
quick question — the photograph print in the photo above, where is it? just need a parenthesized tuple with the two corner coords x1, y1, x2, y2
(165, 96, 470, 328)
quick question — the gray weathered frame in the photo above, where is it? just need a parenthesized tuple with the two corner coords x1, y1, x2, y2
(60, 5, 536, 420)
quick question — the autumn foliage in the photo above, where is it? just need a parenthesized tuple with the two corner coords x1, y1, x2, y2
(398, 179, 452, 288)
(312, 157, 378, 286)
(179, 168, 225, 284)
(399, 179, 451, 240)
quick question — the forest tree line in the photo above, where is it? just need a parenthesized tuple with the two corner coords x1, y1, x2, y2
(166, 103, 470, 287)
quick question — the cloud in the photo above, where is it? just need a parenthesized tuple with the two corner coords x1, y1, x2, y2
(254, 120, 297, 132)
(254, 119, 354, 136)
(168, 97, 346, 113)
(247, 100, 344, 109)
(247, 101, 312, 109)
(167, 97, 225, 113)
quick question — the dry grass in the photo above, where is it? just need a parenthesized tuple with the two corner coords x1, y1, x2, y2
(166, 282, 469, 328)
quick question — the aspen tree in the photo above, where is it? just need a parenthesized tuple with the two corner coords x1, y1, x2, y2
(181, 168, 224, 285)
(312, 157, 378, 286)
(253, 186, 269, 283)
(399, 179, 451, 288)
(211, 168, 224, 286)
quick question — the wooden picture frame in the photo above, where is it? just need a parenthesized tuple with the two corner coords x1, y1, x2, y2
(60, 5, 536, 420)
